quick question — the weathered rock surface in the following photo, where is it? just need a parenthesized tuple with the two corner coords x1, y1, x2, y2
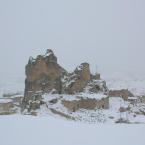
(108, 89, 134, 100)
(84, 80, 108, 94)
(91, 73, 101, 80)
(22, 49, 68, 111)
(22, 49, 109, 112)
(0, 99, 15, 115)
(63, 63, 91, 94)
(140, 96, 145, 103)
(0, 94, 24, 115)
(62, 97, 109, 112)
(25, 49, 67, 97)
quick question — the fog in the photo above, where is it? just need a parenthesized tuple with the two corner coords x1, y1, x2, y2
(0, 0, 145, 79)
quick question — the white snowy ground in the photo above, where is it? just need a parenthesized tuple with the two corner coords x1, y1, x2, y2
(103, 73, 145, 96)
(39, 94, 145, 124)
(0, 73, 24, 97)
(0, 73, 145, 145)
(0, 115, 145, 145)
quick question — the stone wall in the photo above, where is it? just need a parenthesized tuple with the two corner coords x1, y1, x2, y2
(108, 89, 134, 100)
(140, 96, 145, 103)
(0, 99, 14, 115)
(62, 97, 109, 112)
(64, 63, 91, 94)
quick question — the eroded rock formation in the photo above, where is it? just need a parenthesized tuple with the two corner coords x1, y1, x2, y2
(63, 63, 91, 94)
(22, 49, 108, 112)
(62, 97, 109, 112)
(108, 89, 134, 100)
(22, 49, 67, 110)
(24, 49, 67, 97)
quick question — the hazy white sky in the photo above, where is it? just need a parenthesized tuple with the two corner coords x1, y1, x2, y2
(0, 0, 145, 78)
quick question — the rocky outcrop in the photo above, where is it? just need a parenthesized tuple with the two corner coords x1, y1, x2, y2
(22, 49, 108, 112)
(84, 80, 108, 94)
(140, 96, 145, 103)
(108, 89, 134, 100)
(0, 99, 14, 115)
(62, 97, 109, 112)
(63, 63, 91, 94)
(62, 63, 107, 94)
(91, 73, 101, 80)
(0, 95, 23, 115)
(24, 49, 67, 96)
(22, 49, 68, 111)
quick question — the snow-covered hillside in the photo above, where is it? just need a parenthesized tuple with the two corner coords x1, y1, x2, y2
(103, 73, 145, 96)
(0, 73, 145, 124)
(34, 94, 145, 124)
(1, 72, 145, 98)
(0, 115, 145, 145)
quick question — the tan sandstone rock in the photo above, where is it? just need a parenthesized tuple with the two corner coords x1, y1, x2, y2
(108, 89, 134, 100)
(22, 49, 109, 112)
(24, 49, 67, 97)
(62, 97, 109, 112)
(64, 63, 91, 94)
(22, 49, 67, 111)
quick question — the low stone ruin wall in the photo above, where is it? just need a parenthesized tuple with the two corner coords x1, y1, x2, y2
(0, 99, 14, 115)
(62, 97, 109, 112)
(108, 89, 134, 100)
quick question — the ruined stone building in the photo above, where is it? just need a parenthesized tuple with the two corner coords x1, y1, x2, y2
(22, 49, 109, 111)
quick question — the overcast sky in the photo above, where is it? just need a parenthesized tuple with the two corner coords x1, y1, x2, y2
(0, 0, 145, 79)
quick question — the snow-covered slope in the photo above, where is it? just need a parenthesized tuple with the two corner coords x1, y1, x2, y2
(0, 72, 145, 124)
(103, 73, 145, 96)
(0, 115, 145, 145)
(45, 95, 145, 124)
